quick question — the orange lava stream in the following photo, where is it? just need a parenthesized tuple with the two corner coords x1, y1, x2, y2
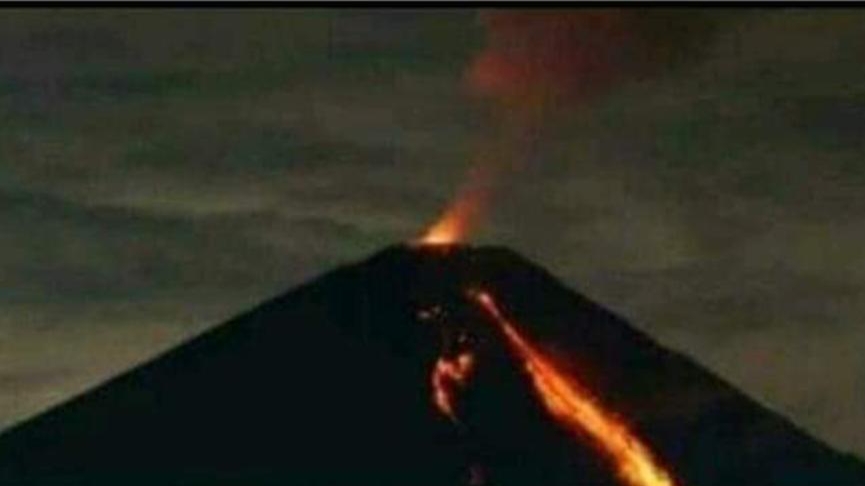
(431, 352, 475, 422)
(471, 291, 678, 486)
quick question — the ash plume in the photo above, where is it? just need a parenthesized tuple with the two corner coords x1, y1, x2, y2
(422, 9, 727, 243)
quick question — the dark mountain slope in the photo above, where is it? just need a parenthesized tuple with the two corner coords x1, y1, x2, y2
(0, 244, 862, 486)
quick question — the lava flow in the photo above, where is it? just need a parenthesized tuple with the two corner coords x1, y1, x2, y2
(470, 290, 678, 486)
(431, 352, 475, 422)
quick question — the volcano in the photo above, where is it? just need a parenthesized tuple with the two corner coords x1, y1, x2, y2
(0, 245, 863, 486)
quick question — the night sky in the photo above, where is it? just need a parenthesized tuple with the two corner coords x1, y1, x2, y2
(1, 9, 864, 457)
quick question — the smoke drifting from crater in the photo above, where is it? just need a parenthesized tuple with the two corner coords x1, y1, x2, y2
(421, 10, 723, 244)
(469, 10, 722, 116)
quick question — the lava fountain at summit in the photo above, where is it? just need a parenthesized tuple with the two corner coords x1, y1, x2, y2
(419, 196, 480, 246)
(470, 290, 678, 486)
(419, 160, 495, 246)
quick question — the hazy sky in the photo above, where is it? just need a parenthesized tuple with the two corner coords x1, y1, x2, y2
(1, 9, 864, 457)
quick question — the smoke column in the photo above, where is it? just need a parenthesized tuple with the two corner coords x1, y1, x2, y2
(420, 9, 721, 244)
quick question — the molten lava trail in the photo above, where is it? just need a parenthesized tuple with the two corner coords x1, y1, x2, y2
(431, 352, 475, 422)
(471, 291, 678, 486)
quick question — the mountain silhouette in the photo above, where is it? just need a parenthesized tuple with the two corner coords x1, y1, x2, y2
(0, 245, 863, 486)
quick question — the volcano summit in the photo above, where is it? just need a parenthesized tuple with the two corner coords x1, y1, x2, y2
(0, 245, 863, 486)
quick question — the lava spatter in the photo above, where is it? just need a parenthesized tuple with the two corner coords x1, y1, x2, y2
(418, 305, 477, 423)
(431, 351, 475, 422)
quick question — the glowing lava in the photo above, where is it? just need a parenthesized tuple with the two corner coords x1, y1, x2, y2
(418, 155, 498, 246)
(420, 207, 470, 245)
(470, 290, 678, 486)
(431, 352, 475, 422)
(419, 188, 487, 246)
